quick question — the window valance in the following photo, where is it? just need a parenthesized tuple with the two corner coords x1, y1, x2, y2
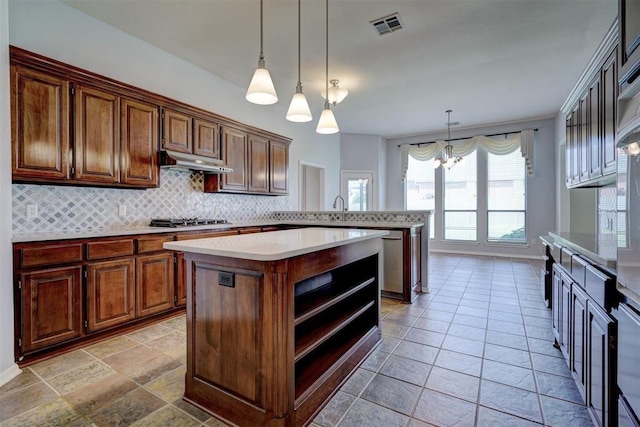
(401, 129, 535, 180)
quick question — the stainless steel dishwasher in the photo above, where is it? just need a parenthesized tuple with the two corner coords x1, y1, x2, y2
(381, 230, 403, 294)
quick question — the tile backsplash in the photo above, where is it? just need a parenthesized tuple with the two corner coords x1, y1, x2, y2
(12, 170, 291, 233)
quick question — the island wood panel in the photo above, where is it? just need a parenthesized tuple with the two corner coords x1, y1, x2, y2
(10, 65, 70, 180)
(182, 235, 381, 426)
(74, 85, 120, 184)
(20, 266, 82, 353)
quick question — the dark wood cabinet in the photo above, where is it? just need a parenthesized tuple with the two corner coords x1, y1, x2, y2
(619, 0, 640, 85)
(248, 134, 269, 193)
(270, 139, 289, 195)
(587, 301, 616, 427)
(563, 32, 618, 188)
(193, 117, 219, 158)
(120, 98, 159, 188)
(19, 266, 82, 353)
(219, 126, 249, 192)
(10, 65, 71, 181)
(161, 108, 192, 153)
(86, 258, 136, 332)
(74, 85, 120, 184)
(571, 284, 588, 400)
(136, 252, 175, 317)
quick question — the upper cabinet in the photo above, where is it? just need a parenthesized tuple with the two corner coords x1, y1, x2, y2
(10, 46, 289, 193)
(204, 126, 290, 196)
(619, 0, 640, 87)
(562, 23, 618, 189)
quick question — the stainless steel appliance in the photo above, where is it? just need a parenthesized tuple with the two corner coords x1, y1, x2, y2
(159, 150, 233, 174)
(149, 218, 230, 227)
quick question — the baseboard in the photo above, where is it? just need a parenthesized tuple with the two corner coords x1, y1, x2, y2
(430, 248, 540, 260)
(0, 363, 21, 387)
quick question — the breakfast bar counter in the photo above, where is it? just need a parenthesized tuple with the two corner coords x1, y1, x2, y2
(164, 228, 387, 426)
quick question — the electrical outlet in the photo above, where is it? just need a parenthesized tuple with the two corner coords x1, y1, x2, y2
(27, 204, 38, 220)
(530, 238, 537, 245)
(219, 271, 235, 288)
(118, 204, 126, 217)
(213, 206, 220, 216)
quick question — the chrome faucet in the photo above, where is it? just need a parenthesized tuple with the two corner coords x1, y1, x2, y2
(332, 195, 346, 221)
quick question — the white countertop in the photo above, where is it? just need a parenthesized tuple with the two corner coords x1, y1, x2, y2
(12, 220, 421, 243)
(163, 227, 389, 261)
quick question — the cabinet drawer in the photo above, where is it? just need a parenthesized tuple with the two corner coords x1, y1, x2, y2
(18, 242, 83, 269)
(571, 255, 588, 289)
(176, 230, 238, 240)
(86, 239, 135, 260)
(136, 235, 174, 254)
(561, 247, 574, 273)
(585, 264, 614, 310)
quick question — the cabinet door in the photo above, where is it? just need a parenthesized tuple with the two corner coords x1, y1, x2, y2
(136, 253, 175, 317)
(10, 66, 70, 181)
(270, 139, 289, 195)
(193, 118, 220, 158)
(588, 302, 615, 427)
(587, 74, 602, 181)
(20, 266, 82, 353)
(162, 108, 192, 153)
(566, 113, 574, 187)
(74, 85, 120, 184)
(602, 48, 617, 175)
(87, 259, 135, 332)
(221, 127, 249, 192)
(552, 266, 562, 344)
(560, 270, 572, 361)
(121, 98, 159, 187)
(620, 0, 640, 84)
(175, 252, 186, 306)
(571, 284, 587, 399)
(578, 93, 589, 183)
(248, 134, 269, 193)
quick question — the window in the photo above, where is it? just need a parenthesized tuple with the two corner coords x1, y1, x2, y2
(487, 150, 526, 242)
(406, 155, 435, 238)
(444, 150, 477, 241)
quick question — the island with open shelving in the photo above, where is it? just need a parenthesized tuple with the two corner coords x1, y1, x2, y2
(163, 227, 387, 426)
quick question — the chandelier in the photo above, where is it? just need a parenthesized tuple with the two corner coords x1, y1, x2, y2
(434, 109, 463, 169)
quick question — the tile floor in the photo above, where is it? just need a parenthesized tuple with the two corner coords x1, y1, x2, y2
(0, 253, 592, 426)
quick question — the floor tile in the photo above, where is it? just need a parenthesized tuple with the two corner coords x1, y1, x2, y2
(379, 354, 432, 386)
(527, 337, 563, 358)
(47, 360, 113, 395)
(0, 381, 57, 422)
(378, 336, 401, 353)
(434, 349, 482, 377)
(339, 368, 374, 397)
(484, 343, 532, 369)
(446, 323, 486, 342)
(84, 335, 139, 359)
(337, 398, 408, 427)
(2, 397, 82, 427)
(539, 395, 594, 426)
(126, 324, 174, 343)
(451, 313, 488, 328)
(441, 335, 485, 358)
(361, 349, 390, 372)
(476, 406, 542, 426)
(412, 389, 477, 426)
(392, 341, 439, 364)
(456, 305, 489, 318)
(144, 366, 187, 402)
(412, 317, 450, 333)
(145, 331, 188, 353)
(64, 372, 138, 415)
(0, 369, 40, 395)
(485, 330, 529, 351)
(131, 404, 201, 426)
(425, 366, 480, 403)
(479, 379, 543, 423)
(87, 387, 166, 426)
(172, 398, 212, 423)
(535, 371, 583, 404)
(29, 350, 95, 379)
(422, 309, 455, 322)
(481, 359, 536, 391)
(381, 321, 410, 338)
(361, 374, 421, 415)
(524, 324, 555, 341)
(530, 352, 572, 378)
(314, 391, 355, 427)
(487, 319, 526, 336)
(404, 328, 445, 348)
(161, 315, 186, 331)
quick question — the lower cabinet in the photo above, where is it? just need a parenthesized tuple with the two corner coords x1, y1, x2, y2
(551, 261, 617, 427)
(19, 266, 83, 353)
(86, 258, 136, 332)
(136, 253, 175, 317)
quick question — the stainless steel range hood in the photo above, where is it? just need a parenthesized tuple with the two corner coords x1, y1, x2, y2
(159, 150, 233, 174)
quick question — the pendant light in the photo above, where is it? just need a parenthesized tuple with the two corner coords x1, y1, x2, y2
(286, 0, 312, 122)
(246, 0, 278, 105)
(434, 110, 463, 169)
(316, 0, 339, 134)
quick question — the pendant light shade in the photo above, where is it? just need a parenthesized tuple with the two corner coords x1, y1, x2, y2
(286, 0, 312, 122)
(434, 110, 462, 169)
(316, 101, 339, 134)
(246, 0, 278, 105)
(317, 0, 339, 134)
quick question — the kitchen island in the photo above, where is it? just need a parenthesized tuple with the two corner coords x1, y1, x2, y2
(164, 228, 387, 426)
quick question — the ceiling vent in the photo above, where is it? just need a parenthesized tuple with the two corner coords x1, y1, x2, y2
(370, 13, 405, 36)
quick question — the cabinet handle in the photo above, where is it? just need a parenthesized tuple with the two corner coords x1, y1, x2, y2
(609, 335, 615, 350)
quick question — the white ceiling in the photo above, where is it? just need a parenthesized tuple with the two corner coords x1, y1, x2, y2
(60, 0, 616, 138)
